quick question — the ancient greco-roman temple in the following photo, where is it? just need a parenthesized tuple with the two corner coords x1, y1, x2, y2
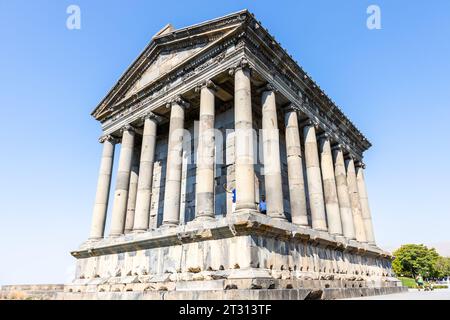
(66, 10, 404, 299)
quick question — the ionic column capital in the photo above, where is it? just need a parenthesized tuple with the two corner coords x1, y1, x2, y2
(166, 95, 190, 109)
(344, 152, 362, 163)
(120, 124, 136, 134)
(283, 103, 301, 113)
(260, 82, 278, 94)
(331, 143, 344, 151)
(356, 161, 366, 169)
(344, 153, 355, 161)
(300, 118, 320, 129)
(318, 131, 332, 141)
(98, 134, 117, 144)
(141, 111, 163, 124)
(195, 80, 218, 93)
(229, 57, 252, 76)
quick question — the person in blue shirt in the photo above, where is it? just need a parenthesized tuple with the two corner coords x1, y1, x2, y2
(259, 194, 267, 214)
(223, 184, 236, 213)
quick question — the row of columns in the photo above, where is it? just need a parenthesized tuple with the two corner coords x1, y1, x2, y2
(89, 64, 375, 246)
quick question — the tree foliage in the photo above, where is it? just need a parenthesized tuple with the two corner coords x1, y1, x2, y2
(392, 244, 447, 278)
(434, 256, 450, 278)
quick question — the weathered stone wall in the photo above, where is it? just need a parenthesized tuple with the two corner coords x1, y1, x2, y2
(72, 213, 395, 288)
(73, 234, 392, 283)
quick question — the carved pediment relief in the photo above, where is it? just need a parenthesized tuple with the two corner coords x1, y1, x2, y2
(123, 44, 207, 101)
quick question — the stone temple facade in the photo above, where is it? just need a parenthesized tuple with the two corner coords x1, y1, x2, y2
(63, 10, 404, 299)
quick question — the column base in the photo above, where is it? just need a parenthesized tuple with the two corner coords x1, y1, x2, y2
(312, 220, 328, 232)
(292, 216, 309, 227)
(87, 236, 103, 241)
(268, 212, 288, 221)
(131, 229, 148, 234)
(330, 232, 344, 237)
(194, 214, 216, 222)
(234, 208, 260, 216)
(334, 235, 346, 243)
(235, 203, 257, 212)
(160, 222, 179, 229)
(108, 233, 123, 238)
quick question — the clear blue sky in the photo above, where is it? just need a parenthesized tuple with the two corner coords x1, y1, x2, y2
(1, 0, 449, 285)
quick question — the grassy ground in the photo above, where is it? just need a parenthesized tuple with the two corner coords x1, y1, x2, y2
(399, 277, 417, 288)
(398, 277, 448, 289)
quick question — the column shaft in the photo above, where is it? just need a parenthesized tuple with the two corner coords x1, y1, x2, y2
(333, 148, 355, 239)
(303, 124, 327, 231)
(162, 101, 185, 226)
(319, 137, 342, 235)
(261, 89, 285, 219)
(356, 165, 376, 244)
(133, 116, 158, 232)
(346, 158, 367, 242)
(124, 148, 140, 233)
(195, 85, 216, 220)
(234, 67, 256, 211)
(89, 136, 115, 239)
(284, 109, 308, 226)
(110, 127, 135, 236)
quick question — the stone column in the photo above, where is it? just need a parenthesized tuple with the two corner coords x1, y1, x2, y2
(356, 163, 376, 245)
(261, 87, 285, 219)
(133, 113, 158, 232)
(124, 148, 140, 233)
(162, 97, 188, 227)
(303, 121, 327, 231)
(89, 135, 116, 239)
(333, 146, 355, 239)
(319, 134, 342, 235)
(110, 125, 135, 236)
(195, 81, 216, 220)
(346, 157, 367, 242)
(284, 105, 308, 226)
(233, 61, 256, 212)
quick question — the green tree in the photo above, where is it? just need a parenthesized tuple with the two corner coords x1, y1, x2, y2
(433, 256, 450, 278)
(392, 244, 439, 278)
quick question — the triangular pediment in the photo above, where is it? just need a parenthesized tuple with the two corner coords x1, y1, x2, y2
(92, 10, 249, 120)
(122, 43, 207, 101)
